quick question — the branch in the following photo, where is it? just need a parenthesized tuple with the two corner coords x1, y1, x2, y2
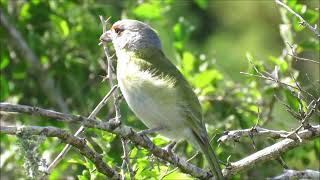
(268, 169, 320, 180)
(0, 11, 69, 112)
(218, 126, 291, 143)
(2, 103, 319, 179)
(222, 125, 320, 177)
(0, 125, 120, 179)
(0, 102, 212, 179)
(275, 0, 320, 38)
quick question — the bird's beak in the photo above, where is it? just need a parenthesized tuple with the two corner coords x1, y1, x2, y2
(100, 30, 112, 42)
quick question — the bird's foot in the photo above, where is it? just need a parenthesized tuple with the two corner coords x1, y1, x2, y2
(138, 127, 164, 136)
(165, 141, 178, 166)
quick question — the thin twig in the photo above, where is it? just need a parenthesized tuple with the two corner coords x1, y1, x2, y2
(287, 54, 320, 64)
(121, 138, 135, 180)
(275, 0, 320, 38)
(46, 85, 118, 172)
(240, 71, 315, 99)
(99, 15, 121, 121)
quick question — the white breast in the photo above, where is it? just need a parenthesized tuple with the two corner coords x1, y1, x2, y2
(116, 53, 192, 141)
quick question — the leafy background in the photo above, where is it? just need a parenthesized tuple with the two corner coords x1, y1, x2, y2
(0, 0, 319, 179)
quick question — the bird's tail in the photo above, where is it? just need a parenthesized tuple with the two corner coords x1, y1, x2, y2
(196, 133, 224, 180)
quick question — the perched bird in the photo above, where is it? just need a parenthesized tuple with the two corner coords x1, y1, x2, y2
(100, 19, 223, 180)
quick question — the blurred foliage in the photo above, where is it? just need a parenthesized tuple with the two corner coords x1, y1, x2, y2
(0, 0, 319, 179)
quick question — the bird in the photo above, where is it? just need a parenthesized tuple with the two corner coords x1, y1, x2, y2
(100, 19, 224, 180)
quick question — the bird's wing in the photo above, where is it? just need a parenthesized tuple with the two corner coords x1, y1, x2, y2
(131, 48, 206, 137)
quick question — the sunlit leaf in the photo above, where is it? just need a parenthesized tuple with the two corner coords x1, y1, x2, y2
(0, 55, 9, 70)
(20, 3, 31, 20)
(133, 2, 161, 19)
(59, 20, 70, 37)
(181, 51, 195, 74)
(269, 56, 288, 73)
(193, 69, 222, 88)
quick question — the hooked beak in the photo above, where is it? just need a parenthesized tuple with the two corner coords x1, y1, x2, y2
(99, 30, 112, 42)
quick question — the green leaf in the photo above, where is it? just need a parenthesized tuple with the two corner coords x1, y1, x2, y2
(269, 56, 288, 73)
(286, 0, 297, 8)
(303, 9, 319, 24)
(133, 2, 161, 19)
(0, 76, 9, 101)
(283, 89, 299, 111)
(163, 171, 192, 179)
(194, 0, 208, 9)
(13, 72, 26, 79)
(152, 135, 169, 146)
(50, 15, 70, 37)
(0, 55, 9, 70)
(173, 23, 182, 41)
(59, 20, 70, 37)
(31, 0, 41, 5)
(193, 69, 222, 88)
(19, 3, 31, 20)
(299, 38, 320, 52)
(181, 51, 195, 74)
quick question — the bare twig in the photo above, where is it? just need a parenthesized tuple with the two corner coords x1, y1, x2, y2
(46, 85, 118, 172)
(275, 0, 320, 38)
(218, 126, 291, 143)
(268, 169, 320, 180)
(99, 15, 121, 121)
(0, 126, 120, 179)
(287, 54, 320, 64)
(121, 138, 135, 180)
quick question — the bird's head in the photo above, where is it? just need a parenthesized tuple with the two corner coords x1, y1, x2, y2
(100, 19, 162, 52)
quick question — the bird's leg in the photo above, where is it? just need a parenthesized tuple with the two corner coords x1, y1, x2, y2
(138, 127, 165, 136)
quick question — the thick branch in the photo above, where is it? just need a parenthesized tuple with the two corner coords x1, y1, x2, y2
(0, 103, 211, 179)
(0, 11, 68, 112)
(268, 169, 320, 180)
(222, 125, 320, 177)
(0, 125, 120, 179)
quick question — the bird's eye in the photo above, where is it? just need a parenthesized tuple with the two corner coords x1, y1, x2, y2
(114, 27, 124, 35)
